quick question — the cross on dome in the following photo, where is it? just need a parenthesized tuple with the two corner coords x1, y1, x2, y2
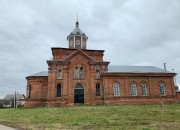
(67, 18, 88, 49)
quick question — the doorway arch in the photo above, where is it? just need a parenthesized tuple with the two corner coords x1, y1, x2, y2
(74, 83, 84, 104)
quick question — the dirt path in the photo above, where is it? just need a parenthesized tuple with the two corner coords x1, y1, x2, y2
(0, 124, 17, 130)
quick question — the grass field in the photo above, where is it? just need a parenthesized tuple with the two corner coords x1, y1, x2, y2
(0, 104, 180, 130)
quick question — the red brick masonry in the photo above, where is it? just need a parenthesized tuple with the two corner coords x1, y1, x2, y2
(25, 22, 178, 107)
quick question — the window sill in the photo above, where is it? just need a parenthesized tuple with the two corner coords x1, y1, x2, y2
(142, 95, 147, 96)
(56, 96, 62, 98)
(73, 78, 85, 80)
(57, 78, 63, 80)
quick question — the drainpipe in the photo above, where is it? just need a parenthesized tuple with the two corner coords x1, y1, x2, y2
(164, 63, 166, 71)
(172, 69, 177, 86)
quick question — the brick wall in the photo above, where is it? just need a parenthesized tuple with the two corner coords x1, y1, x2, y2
(24, 76, 48, 107)
(25, 48, 177, 107)
(176, 92, 180, 103)
(102, 74, 176, 105)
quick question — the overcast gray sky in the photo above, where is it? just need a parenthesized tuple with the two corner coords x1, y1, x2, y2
(0, 0, 180, 98)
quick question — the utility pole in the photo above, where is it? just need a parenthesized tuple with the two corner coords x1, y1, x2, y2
(14, 91, 16, 108)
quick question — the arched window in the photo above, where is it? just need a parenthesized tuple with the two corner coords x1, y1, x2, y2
(70, 41, 73, 46)
(28, 86, 31, 98)
(58, 69, 62, 79)
(57, 84, 61, 97)
(141, 82, 147, 96)
(80, 67, 84, 79)
(131, 82, 137, 96)
(76, 40, 80, 45)
(159, 82, 165, 96)
(74, 67, 79, 79)
(96, 70, 100, 79)
(83, 41, 86, 47)
(75, 83, 84, 89)
(113, 82, 120, 96)
(96, 83, 101, 96)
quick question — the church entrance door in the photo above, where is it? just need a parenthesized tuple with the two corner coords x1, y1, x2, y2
(74, 84, 84, 104)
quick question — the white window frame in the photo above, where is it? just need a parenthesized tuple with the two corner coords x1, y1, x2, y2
(76, 40, 80, 45)
(70, 41, 73, 46)
(113, 82, 120, 97)
(58, 69, 62, 79)
(79, 67, 84, 79)
(141, 82, 147, 96)
(74, 67, 79, 79)
(96, 70, 100, 79)
(159, 82, 166, 96)
(131, 82, 137, 96)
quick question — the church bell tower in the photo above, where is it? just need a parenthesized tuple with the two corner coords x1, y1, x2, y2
(67, 20, 88, 49)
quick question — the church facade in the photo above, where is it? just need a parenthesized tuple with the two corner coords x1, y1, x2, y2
(25, 21, 177, 107)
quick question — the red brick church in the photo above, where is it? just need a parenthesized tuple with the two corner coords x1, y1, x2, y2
(25, 21, 177, 107)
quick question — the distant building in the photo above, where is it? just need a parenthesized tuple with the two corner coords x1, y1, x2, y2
(3, 94, 25, 107)
(0, 99, 3, 108)
(175, 85, 179, 91)
(25, 21, 178, 107)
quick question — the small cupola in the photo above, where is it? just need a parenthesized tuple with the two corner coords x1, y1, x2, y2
(67, 20, 88, 49)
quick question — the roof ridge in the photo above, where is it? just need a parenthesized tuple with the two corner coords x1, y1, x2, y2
(27, 71, 48, 77)
(108, 65, 174, 73)
(109, 65, 154, 67)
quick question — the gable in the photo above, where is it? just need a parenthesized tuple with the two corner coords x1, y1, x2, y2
(63, 49, 95, 62)
(68, 53, 91, 66)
